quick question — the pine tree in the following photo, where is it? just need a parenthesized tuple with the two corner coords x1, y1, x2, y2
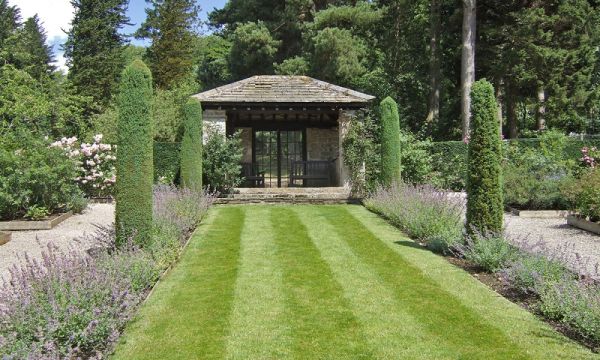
(17, 15, 54, 80)
(136, 0, 201, 89)
(64, 0, 129, 110)
(380, 96, 401, 186)
(180, 98, 203, 191)
(466, 79, 503, 235)
(116, 60, 154, 247)
(0, 0, 21, 66)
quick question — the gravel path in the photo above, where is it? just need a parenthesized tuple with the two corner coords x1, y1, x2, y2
(0, 204, 114, 278)
(504, 214, 600, 275)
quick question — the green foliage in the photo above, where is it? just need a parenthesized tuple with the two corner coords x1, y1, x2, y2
(429, 138, 600, 191)
(466, 80, 503, 234)
(563, 168, 600, 221)
(310, 27, 367, 86)
(0, 130, 84, 220)
(537, 279, 600, 343)
(180, 99, 203, 191)
(459, 234, 517, 273)
(64, 0, 129, 110)
(25, 205, 49, 220)
(229, 21, 280, 80)
(136, 0, 200, 89)
(15, 15, 54, 80)
(154, 142, 180, 184)
(503, 134, 575, 210)
(342, 110, 380, 195)
(399, 131, 433, 185)
(503, 253, 570, 295)
(116, 60, 154, 247)
(0, 65, 50, 131)
(380, 97, 401, 187)
(202, 127, 243, 193)
(152, 80, 197, 142)
(196, 35, 232, 90)
(274, 56, 310, 76)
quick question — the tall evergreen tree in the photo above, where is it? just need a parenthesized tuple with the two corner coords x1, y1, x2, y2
(380, 96, 402, 186)
(17, 15, 55, 80)
(136, 0, 201, 89)
(0, 0, 21, 66)
(64, 0, 129, 110)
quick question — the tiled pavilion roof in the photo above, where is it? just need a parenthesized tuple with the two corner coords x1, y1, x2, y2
(192, 75, 375, 105)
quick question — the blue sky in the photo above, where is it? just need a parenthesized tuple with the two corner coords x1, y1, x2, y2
(9, 0, 228, 71)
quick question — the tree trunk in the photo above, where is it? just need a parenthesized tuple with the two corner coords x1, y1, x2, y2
(425, 0, 441, 131)
(506, 83, 518, 139)
(461, 0, 476, 139)
(536, 86, 546, 131)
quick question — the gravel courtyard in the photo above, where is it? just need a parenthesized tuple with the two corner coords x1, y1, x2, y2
(504, 214, 600, 276)
(0, 204, 114, 278)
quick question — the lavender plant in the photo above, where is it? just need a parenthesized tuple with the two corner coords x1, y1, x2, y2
(456, 231, 517, 273)
(365, 182, 465, 254)
(0, 244, 156, 359)
(0, 186, 216, 359)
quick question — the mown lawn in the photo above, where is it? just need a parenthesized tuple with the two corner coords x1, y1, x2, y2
(112, 205, 598, 359)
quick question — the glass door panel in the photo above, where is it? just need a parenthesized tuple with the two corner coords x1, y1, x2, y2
(253, 130, 304, 187)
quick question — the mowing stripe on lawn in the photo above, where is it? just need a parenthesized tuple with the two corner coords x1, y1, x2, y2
(269, 207, 374, 359)
(112, 206, 244, 360)
(318, 206, 530, 359)
(225, 207, 291, 359)
(348, 205, 597, 359)
(295, 206, 461, 359)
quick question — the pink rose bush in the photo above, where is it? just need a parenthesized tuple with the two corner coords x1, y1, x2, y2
(51, 134, 117, 197)
(580, 146, 598, 168)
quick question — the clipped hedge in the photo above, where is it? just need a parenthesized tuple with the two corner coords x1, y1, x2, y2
(466, 80, 503, 234)
(180, 99, 203, 191)
(154, 142, 181, 183)
(380, 97, 401, 186)
(116, 60, 154, 247)
(430, 138, 600, 191)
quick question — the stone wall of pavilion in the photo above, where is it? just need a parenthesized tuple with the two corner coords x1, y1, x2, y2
(306, 128, 338, 161)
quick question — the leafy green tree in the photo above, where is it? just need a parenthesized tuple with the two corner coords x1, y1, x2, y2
(274, 56, 310, 76)
(136, 0, 201, 89)
(228, 22, 280, 80)
(380, 96, 401, 186)
(310, 27, 366, 86)
(180, 98, 203, 191)
(64, 0, 128, 110)
(115, 60, 154, 247)
(0, 65, 50, 132)
(466, 80, 503, 234)
(195, 35, 232, 90)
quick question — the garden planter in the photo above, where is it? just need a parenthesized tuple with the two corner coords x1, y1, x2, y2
(567, 215, 600, 235)
(0, 211, 73, 231)
(508, 207, 569, 219)
(0, 231, 10, 245)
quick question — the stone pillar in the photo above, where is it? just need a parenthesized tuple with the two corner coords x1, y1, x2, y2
(338, 110, 355, 188)
(202, 109, 227, 144)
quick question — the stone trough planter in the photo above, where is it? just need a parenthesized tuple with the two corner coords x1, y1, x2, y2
(0, 211, 73, 231)
(0, 231, 10, 245)
(508, 207, 569, 219)
(567, 215, 600, 235)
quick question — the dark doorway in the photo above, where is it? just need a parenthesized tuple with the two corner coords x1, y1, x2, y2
(253, 130, 305, 187)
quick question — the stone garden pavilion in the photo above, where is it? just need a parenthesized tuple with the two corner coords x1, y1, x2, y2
(192, 75, 374, 188)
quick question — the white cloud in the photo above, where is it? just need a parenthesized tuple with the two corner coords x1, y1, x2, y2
(9, 0, 75, 72)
